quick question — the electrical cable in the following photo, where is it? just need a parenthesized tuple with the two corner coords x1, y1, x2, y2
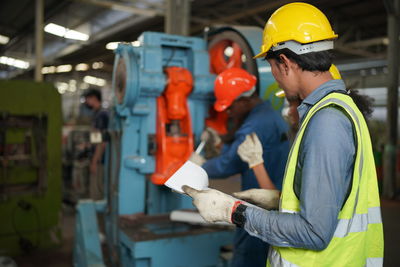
(164, 47, 176, 68)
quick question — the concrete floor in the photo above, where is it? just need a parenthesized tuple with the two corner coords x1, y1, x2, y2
(13, 205, 75, 267)
(11, 198, 400, 267)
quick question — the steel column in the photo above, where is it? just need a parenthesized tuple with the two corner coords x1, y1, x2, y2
(35, 0, 44, 82)
(383, 0, 400, 198)
(165, 0, 190, 36)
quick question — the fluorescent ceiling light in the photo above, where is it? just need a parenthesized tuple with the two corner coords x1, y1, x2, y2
(44, 23, 89, 41)
(42, 66, 56, 74)
(80, 83, 90, 90)
(106, 41, 141, 50)
(106, 42, 119, 50)
(56, 64, 72, 73)
(42, 67, 50, 74)
(83, 75, 106, 87)
(69, 80, 77, 92)
(56, 82, 68, 94)
(44, 23, 66, 37)
(0, 56, 29, 69)
(0, 34, 9, 45)
(132, 41, 141, 47)
(65, 30, 89, 41)
(92, 62, 104, 69)
(75, 63, 89, 71)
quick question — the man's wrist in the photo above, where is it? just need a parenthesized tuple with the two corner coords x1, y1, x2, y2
(231, 201, 247, 227)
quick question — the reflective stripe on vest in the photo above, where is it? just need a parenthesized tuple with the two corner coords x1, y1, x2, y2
(268, 247, 384, 267)
(268, 247, 300, 267)
(280, 207, 382, 238)
(334, 206, 382, 238)
(272, 92, 383, 267)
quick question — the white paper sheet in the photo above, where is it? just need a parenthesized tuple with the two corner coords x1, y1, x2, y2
(164, 160, 209, 194)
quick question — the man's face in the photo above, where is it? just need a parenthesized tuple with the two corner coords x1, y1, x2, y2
(268, 58, 299, 101)
(288, 99, 300, 127)
(226, 98, 248, 118)
(85, 96, 99, 109)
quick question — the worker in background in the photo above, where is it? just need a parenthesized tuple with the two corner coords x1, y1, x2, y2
(183, 3, 383, 267)
(83, 88, 109, 200)
(191, 67, 290, 267)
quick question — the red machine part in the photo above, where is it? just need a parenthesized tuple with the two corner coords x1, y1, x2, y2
(209, 40, 243, 74)
(205, 107, 228, 135)
(207, 39, 245, 134)
(151, 67, 194, 185)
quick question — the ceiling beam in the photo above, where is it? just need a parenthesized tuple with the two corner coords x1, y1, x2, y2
(346, 37, 389, 48)
(72, 0, 163, 17)
(191, 0, 294, 32)
(335, 44, 385, 58)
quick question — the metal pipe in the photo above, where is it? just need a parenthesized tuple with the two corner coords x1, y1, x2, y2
(35, 0, 44, 82)
(383, 0, 399, 198)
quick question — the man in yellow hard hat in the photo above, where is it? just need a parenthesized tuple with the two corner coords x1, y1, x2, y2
(192, 67, 290, 267)
(183, 3, 383, 267)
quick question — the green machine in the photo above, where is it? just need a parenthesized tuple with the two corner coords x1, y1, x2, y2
(0, 80, 62, 256)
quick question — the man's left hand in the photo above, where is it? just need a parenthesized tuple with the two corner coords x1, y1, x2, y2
(182, 185, 236, 224)
(237, 133, 264, 168)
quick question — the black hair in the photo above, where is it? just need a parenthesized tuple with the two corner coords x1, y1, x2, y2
(83, 88, 102, 102)
(265, 48, 333, 72)
(349, 89, 374, 119)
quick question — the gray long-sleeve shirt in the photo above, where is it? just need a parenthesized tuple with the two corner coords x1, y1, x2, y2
(244, 79, 356, 250)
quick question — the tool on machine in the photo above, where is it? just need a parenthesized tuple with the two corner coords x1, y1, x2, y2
(195, 139, 206, 155)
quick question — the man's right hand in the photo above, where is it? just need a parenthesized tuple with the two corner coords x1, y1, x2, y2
(201, 127, 221, 146)
(233, 189, 280, 210)
(182, 185, 236, 224)
(189, 152, 206, 166)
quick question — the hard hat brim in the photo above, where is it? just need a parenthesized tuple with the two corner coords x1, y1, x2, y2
(275, 90, 286, 98)
(253, 51, 267, 59)
(214, 101, 230, 112)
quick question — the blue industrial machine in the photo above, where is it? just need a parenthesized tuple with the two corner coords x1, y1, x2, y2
(73, 26, 277, 267)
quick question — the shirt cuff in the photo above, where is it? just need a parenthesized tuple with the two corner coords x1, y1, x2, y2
(243, 206, 270, 241)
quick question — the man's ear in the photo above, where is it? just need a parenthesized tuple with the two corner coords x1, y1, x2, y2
(278, 54, 292, 75)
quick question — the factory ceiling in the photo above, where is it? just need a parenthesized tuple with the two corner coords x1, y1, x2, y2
(0, 0, 388, 79)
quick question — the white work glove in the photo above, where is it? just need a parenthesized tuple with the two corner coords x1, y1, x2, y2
(237, 133, 264, 168)
(201, 127, 221, 146)
(189, 152, 206, 166)
(233, 189, 280, 210)
(182, 185, 236, 224)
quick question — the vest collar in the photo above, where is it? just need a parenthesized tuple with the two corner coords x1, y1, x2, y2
(297, 79, 347, 121)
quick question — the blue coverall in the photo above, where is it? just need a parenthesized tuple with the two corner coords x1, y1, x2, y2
(202, 100, 290, 267)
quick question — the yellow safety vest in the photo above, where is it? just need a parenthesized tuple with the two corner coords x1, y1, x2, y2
(267, 92, 384, 267)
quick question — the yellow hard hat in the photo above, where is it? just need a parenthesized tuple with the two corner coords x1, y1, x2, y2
(255, 2, 338, 59)
(275, 64, 341, 98)
(329, 64, 341, 80)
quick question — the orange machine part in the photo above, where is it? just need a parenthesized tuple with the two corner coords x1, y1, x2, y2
(209, 40, 242, 75)
(205, 107, 228, 135)
(207, 39, 244, 134)
(151, 67, 194, 185)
